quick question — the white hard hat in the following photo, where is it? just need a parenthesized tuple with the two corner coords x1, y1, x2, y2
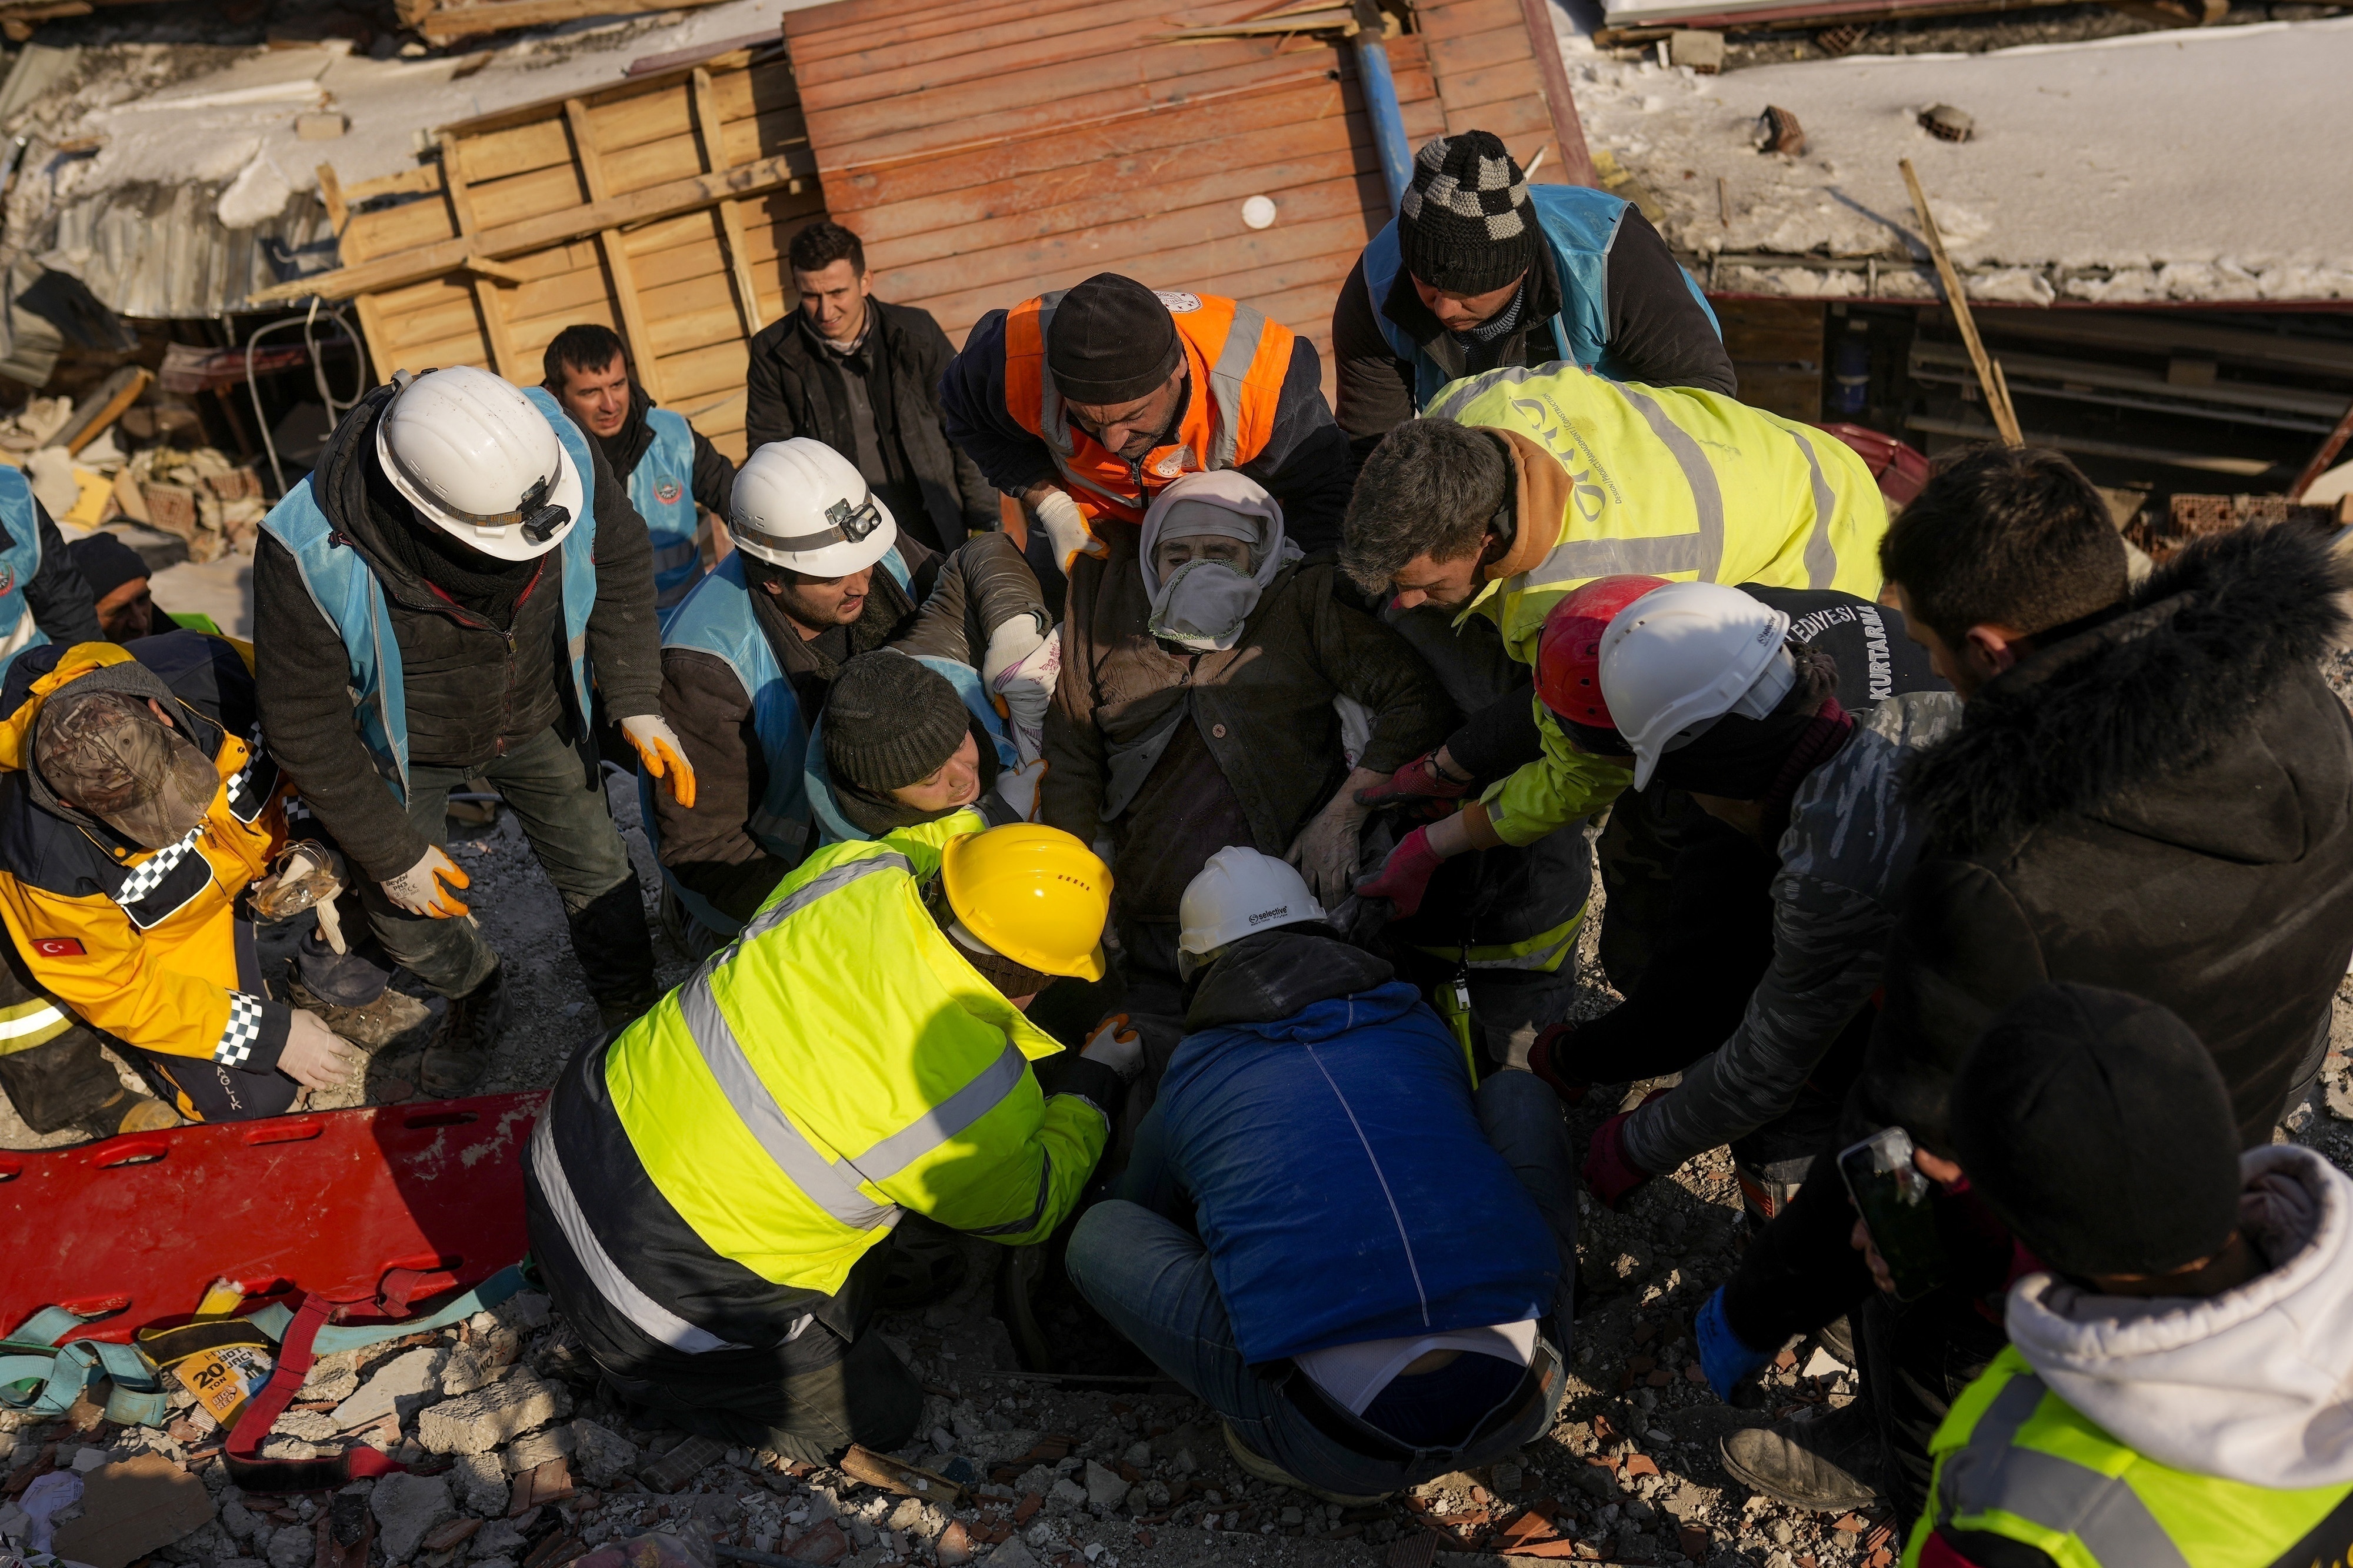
(729, 439, 898, 576)
(1177, 847, 1327, 976)
(375, 365, 581, 562)
(1598, 581, 1797, 790)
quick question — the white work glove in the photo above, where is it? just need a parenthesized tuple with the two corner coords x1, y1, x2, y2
(382, 845, 471, 919)
(281, 1009, 365, 1089)
(1081, 1013, 1144, 1081)
(988, 619, 1060, 765)
(994, 757, 1048, 823)
(622, 713, 698, 808)
(1030, 488, 1101, 576)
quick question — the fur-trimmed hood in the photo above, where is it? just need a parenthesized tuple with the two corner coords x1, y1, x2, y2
(1905, 523, 2351, 859)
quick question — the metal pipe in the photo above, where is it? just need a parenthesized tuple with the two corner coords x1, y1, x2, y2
(1350, 0, 1414, 215)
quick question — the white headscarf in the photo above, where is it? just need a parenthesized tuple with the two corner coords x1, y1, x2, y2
(1138, 471, 1299, 653)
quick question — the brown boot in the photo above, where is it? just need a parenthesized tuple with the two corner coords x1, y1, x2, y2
(288, 977, 431, 1051)
(76, 1087, 182, 1141)
(1720, 1398, 1884, 1511)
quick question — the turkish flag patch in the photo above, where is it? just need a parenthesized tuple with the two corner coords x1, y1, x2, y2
(32, 937, 85, 957)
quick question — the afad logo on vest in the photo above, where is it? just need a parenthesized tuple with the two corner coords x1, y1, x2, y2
(655, 481, 684, 506)
(1150, 445, 1201, 480)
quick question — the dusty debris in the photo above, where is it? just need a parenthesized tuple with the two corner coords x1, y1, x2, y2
(1753, 104, 1807, 156)
(1668, 28, 1724, 70)
(1918, 102, 1975, 141)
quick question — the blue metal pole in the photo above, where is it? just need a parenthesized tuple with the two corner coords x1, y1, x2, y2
(1350, 6, 1415, 215)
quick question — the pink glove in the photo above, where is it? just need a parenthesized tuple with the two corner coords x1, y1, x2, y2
(1354, 750, 1474, 813)
(1354, 825, 1444, 918)
(1583, 1089, 1671, 1210)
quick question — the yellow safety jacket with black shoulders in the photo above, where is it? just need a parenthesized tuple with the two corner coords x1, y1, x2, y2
(528, 811, 1115, 1353)
(1904, 1346, 2353, 1568)
(1421, 363, 1891, 847)
(0, 636, 294, 1085)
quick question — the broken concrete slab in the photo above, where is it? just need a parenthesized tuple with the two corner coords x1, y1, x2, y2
(1081, 1462, 1127, 1512)
(500, 1425, 575, 1476)
(569, 1420, 639, 1489)
(448, 1453, 507, 1517)
(371, 1473, 455, 1564)
(418, 1372, 564, 1456)
(330, 1347, 450, 1430)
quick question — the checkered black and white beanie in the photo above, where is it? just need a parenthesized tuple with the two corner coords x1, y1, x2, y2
(1397, 131, 1537, 297)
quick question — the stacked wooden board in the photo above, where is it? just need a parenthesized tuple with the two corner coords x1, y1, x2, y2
(785, 0, 1591, 381)
(264, 43, 822, 462)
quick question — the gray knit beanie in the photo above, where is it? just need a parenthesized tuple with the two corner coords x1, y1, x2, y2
(822, 652, 970, 793)
(1397, 131, 1538, 297)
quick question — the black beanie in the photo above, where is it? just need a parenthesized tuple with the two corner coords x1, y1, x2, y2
(1045, 273, 1182, 405)
(1949, 983, 2244, 1281)
(1398, 131, 1539, 298)
(69, 532, 152, 603)
(823, 652, 971, 795)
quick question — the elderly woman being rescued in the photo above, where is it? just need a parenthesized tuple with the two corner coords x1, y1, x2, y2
(1042, 470, 1452, 1005)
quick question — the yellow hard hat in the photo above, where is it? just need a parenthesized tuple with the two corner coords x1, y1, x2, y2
(940, 823, 1112, 982)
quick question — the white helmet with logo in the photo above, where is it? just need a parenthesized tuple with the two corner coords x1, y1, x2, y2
(1598, 580, 1797, 790)
(1176, 846, 1328, 978)
(375, 365, 581, 562)
(729, 439, 898, 576)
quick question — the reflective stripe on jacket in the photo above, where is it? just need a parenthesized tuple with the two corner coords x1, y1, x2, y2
(1904, 1347, 2353, 1568)
(1001, 290, 1293, 532)
(255, 386, 601, 805)
(0, 468, 47, 681)
(1425, 363, 1890, 846)
(1359, 184, 1720, 410)
(641, 548, 913, 935)
(542, 821, 1110, 1339)
(630, 407, 704, 618)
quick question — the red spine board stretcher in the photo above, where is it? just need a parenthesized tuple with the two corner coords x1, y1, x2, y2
(0, 1093, 544, 1343)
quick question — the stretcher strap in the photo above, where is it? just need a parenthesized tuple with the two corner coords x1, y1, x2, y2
(1, 1307, 170, 1426)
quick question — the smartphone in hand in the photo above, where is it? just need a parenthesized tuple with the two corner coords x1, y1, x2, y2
(1838, 1125, 1948, 1302)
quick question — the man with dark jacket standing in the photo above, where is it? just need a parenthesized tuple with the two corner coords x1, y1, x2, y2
(744, 221, 999, 555)
(1694, 446, 2353, 1519)
(543, 324, 735, 618)
(255, 367, 695, 1092)
(1329, 131, 1733, 448)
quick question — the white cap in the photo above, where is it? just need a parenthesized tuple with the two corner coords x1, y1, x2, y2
(1178, 847, 1327, 975)
(729, 438, 899, 576)
(374, 365, 582, 562)
(1598, 581, 1797, 789)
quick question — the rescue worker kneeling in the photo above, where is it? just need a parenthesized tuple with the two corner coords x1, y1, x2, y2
(1066, 849, 1573, 1503)
(0, 635, 360, 1136)
(525, 820, 1129, 1462)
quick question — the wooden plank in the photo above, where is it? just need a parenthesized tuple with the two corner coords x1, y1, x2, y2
(351, 291, 395, 382)
(315, 162, 348, 235)
(787, 0, 1109, 65)
(456, 119, 573, 188)
(784, 0, 1037, 48)
(434, 45, 770, 141)
(794, 0, 1273, 94)
(590, 79, 695, 152)
(566, 96, 666, 402)
(1427, 22, 1538, 76)
(347, 192, 461, 263)
(692, 66, 766, 339)
(1512, 0, 1598, 186)
(344, 164, 442, 203)
(1432, 57, 1545, 114)
(1447, 91, 1551, 142)
(716, 105, 813, 173)
(438, 132, 514, 380)
(254, 145, 816, 303)
(418, 0, 723, 45)
(1414, 0, 1524, 40)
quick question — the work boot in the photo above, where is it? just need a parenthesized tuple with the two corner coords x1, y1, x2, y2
(76, 1086, 182, 1141)
(994, 1243, 1053, 1372)
(1222, 1423, 1391, 1507)
(1721, 1398, 1884, 1511)
(566, 882, 659, 1028)
(596, 985, 663, 1035)
(419, 968, 509, 1097)
(288, 976, 431, 1051)
(1814, 1315, 1856, 1370)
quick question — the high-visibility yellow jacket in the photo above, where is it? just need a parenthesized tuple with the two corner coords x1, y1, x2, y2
(0, 636, 293, 1081)
(1422, 364, 1891, 845)
(531, 811, 1111, 1347)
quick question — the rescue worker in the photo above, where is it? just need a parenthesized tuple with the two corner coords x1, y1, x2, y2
(1331, 131, 1734, 446)
(649, 438, 1052, 956)
(525, 820, 1132, 1462)
(0, 634, 361, 1136)
(1338, 367, 1889, 933)
(1525, 579, 1957, 1222)
(1909, 984, 2353, 1566)
(1066, 849, 1571, 1502)
(542, 324, 736, 619)
(939, 271, 1356, 569)
(0, 463, 100, 679)
(255, 366, 692, 1092)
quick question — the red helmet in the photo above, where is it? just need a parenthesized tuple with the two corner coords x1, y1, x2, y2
(1535, 575, 1672, 728)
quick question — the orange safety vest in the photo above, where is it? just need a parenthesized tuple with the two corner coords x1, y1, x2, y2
(1001, 289, 1294, 527)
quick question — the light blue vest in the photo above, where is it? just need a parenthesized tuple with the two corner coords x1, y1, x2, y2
(802, 653, 1017, 846)
(256, 385, 601, 803)
(641, 546, 912, 937)
(629, 407, 703, 618)
(1360, 184, 1721, 409)
(0, 466, 50, 681)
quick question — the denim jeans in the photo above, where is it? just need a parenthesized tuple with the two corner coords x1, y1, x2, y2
(1066, 1069, 1577, 1496)
(361, 724, 648, 1000)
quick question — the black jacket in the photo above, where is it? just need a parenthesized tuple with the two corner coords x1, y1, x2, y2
(255, 386, 662, 882)
(599, 382, 735, 519)
(6, 496, 99, 649)
(1866, 522, 2353, 1155)
(1329, 204, 1737, 448)
(743, 299, 999, 551)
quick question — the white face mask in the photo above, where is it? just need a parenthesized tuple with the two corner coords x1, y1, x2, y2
(1136, 475, 1298, 653)
(1148, 557, 1268, 652)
